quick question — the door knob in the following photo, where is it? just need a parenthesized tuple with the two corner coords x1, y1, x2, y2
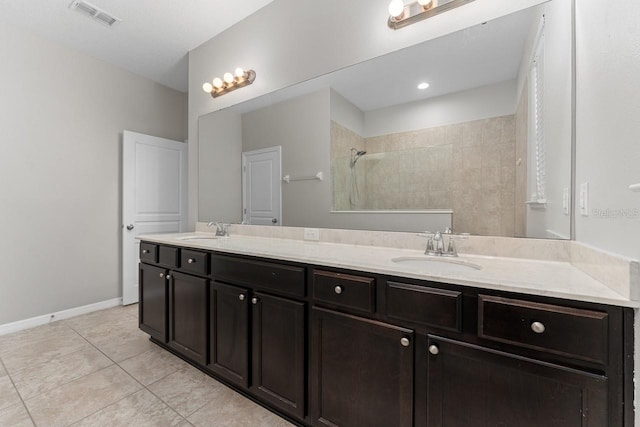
(400, 337, 410, 347)
(239, 294, 246, 301)
(429, 345, 439, 355)
(272, 218, 278, 224)
(126, 224, 134, 230)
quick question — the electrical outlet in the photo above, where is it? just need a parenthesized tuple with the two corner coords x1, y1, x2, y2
(579, 182, 589, 216)
(562, 188, 570, 215)
(303, 228, 320, 241)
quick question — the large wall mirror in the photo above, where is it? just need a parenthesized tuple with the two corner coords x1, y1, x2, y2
(199, 0, 572, 239)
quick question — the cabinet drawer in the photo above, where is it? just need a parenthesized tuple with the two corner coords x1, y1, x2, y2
(211, 255, 305, 298)
(180, 249, 209, 276)
(158, 246, 179, 268)
(386, 281, 461, 332)
(313, 270, 375, 313)
(478, 295, 609, 364)
(140, 243, 158, 263)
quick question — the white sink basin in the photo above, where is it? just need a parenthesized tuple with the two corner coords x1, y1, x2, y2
(391, 257, 481, 273)
(176, 235, 220, 241)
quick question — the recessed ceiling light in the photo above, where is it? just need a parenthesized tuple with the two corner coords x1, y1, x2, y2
(417, 82, 430, 90)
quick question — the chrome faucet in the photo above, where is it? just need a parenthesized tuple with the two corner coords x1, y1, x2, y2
(207, 222, 229, 237)
(420, 228, 467, 257)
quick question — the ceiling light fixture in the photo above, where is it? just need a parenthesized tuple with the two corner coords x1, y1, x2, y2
(418, 82, 430, 90)
(387, 0, 476, 30)
(203, 68, 256, 98)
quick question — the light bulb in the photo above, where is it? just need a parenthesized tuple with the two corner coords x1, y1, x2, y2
(202, 82, 213, 93)
(418, 0, 433, 8)
(223, 72, 234, 84)
(235, 67, 245, 78)
(212, 78, 223, 89)
(388, 0, 405, 19)
(417, 82, 430, 90)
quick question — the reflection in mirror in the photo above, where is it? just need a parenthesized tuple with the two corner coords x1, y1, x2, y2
(198, 0, 572, 239)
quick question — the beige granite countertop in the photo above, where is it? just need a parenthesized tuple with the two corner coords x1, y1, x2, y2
(138, 232, 638, 308)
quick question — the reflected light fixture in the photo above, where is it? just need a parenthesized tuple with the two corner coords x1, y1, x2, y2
(417, 82, 430, 90)
(388, 0, 476, 30)
(202, 68, 256, 98)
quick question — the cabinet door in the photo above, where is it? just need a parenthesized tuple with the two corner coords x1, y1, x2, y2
(168, 271, 208, 365)
(311, 307, 414, 427)
(209, 281, 249, 388)
(139, 263, 168, 342)
(426, 336, 608, 427)
(251, 292, 306, 419)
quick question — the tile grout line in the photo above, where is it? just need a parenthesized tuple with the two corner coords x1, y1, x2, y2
(66, 312, 192, 426)
(0, 356, 38, 427)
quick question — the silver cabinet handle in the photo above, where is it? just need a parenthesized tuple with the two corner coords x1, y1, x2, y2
(159, 273, 164, 278)
(400, 337, 410, 347)
(531, 321, 546, 334)
(126, 224, 134, 230)
(272, 218, 278, 224)
(334, 285, 343, 295)
(166, 274, 172, 280)
(239, 294, 245, 301)
(428, 345, 439, 355)
(251, 297, 259, 305)
(142, 249, 149, 254)
(187, 258, 195, 264)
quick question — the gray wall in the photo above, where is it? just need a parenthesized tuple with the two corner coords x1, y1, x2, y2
(0, 24, 187, 325)
(198, 110, 243, 223)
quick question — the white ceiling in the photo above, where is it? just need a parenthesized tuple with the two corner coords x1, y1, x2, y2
(0, 0, 274, 92)
(231, 6, 536, 114)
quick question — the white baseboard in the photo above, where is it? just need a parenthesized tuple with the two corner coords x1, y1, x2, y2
(0, 298, 123, 336)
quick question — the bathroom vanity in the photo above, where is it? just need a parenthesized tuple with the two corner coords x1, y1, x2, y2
(137, 232, 635, 427)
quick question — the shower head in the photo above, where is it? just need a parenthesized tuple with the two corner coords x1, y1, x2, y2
(350, 148, 367, 166)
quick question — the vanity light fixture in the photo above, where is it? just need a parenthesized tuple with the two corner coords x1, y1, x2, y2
(388, 0, 476, 30)
(417, 82, 430, 90)
(202, 68, 256, 98)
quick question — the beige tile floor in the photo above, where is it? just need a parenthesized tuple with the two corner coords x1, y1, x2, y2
(0, 305, 294, 427)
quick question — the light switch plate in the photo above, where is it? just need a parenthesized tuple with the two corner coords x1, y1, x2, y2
(579, 182, 589, 216)
(562, 188, 570, 215)
(304, 228, 320, 241)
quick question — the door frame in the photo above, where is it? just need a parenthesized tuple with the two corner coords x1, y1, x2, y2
(241, 146, 282, 225)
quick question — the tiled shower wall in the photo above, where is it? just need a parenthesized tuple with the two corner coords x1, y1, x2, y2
(331, 115, 519, 236)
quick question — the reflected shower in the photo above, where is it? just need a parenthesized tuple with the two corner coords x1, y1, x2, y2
(349, 148, 367, 209)
(350, 147, 367, 167)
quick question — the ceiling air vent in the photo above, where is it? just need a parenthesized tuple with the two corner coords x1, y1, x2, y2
(69, 0, 121, 27)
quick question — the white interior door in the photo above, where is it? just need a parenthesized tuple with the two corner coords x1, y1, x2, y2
(122, 131, 187, 305)
(242, 146, 281, 226)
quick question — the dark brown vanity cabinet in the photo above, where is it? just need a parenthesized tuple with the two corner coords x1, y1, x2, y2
(426, 336, 608, 427)
(139, 242, 633, 427)
(209, 281, 250, 388)
(251, 291, 306, 419)
(311, 307, 414, 427)
(138, 263, 168, 342)
(167, 271, 209, 365)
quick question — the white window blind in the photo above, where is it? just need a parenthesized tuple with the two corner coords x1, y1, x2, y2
(529, 18, 546, 205)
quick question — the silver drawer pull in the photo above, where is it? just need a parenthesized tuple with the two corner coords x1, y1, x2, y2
(187, 258, 195, 264)
(334, 285, 343, 295)
(142, 249, 149, 254)
(400, 337, 410, 347)
(531, 321, 546, 334)
(239, 294, 245, 301)
(159, 273, 164, 278)
(166, 274, 172, 280)
(429, 344, 439, 355)
(251, 297, 259, 305)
